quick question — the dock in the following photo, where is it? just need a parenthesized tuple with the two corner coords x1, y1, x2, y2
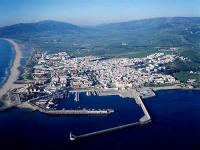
(28, 101, 114, 115)
(40, 109, 114, 115)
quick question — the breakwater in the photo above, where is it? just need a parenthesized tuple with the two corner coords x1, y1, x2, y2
(28, 101, 114, 115)
(70, 121, 141, 141)
(69, 89, 151, 141)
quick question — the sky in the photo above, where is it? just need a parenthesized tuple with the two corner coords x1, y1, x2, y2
(0, 0, 200, 26)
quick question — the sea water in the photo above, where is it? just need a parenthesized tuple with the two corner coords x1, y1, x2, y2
(0, 90, 200, 150)
(1, 40, 200, 150)
(0, 39, 15, 88)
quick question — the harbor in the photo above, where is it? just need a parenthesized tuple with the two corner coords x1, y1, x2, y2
(26, 91, 115, 116)
(3, 86, 154, 119)
(69, 89, 151, 141)
(5, 84, 152, 140)
(1, 85, 200, 150)
(28, 100, 114, 115)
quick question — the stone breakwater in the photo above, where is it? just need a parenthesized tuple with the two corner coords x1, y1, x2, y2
(28, 101, 114, 116)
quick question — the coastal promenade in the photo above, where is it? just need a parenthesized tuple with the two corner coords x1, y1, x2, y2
(152, 85, 182, 91)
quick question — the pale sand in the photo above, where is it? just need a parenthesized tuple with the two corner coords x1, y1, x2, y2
(0, 38, 23, 99)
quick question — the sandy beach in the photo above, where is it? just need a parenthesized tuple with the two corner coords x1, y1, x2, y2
(0, 38, 23, 99)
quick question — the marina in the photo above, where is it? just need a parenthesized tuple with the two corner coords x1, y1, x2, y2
(22, 88, 153, 119)
(25, 91, 116, 116)
(69, 89, 151, 140)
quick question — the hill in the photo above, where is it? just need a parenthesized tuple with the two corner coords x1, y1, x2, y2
(0, 20, 80, 36)
(98, 17, 200, 46)
(0, 17, 200, 57)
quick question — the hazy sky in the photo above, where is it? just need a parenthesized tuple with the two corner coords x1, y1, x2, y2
(0, 0, 200, 26)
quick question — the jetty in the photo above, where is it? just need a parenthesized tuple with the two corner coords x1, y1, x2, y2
(28, 101, 114, 115)
(132, 89, 151, 122)
(39, 108, 114, 115)
(70, 121, 141, 141)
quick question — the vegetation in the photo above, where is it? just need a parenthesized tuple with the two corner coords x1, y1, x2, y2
(1, 17, 200, 87)
(22, 52, 37, 80)
(0, 17, 200, 57)
(174, 72, 200, 87)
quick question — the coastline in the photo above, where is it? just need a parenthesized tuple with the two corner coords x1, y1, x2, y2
(0, 38, 23, 106)
(0, 39, 199, 111)
(151, 85, 200, 91)
(151, 85, 183, 91)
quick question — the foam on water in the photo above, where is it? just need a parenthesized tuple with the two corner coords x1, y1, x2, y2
(0, 39, 15, 89)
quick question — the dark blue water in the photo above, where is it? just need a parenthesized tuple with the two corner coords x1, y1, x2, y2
(1, 40, 200, 149)
(0, 94, 143, 150)
(0, 39, 15, 107)
(0, 39, 15, 89)
(1, 90, 200, 150)
(57, 93, 143, 126)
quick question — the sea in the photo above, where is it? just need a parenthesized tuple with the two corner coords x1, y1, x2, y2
(0, 39, 15, 89)
(0, 39, 15, 107)
(1, 40, 200, 150)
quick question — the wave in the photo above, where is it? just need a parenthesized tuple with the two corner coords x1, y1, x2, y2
(0, 39, 15, 89)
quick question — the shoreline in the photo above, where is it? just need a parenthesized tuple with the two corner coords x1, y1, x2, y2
(0, 39, 15, 89)
(151, 85, 183, 91)
(0, 38, 23, 107)
(151, 85, 200, 91)
(0, 39, 199, 110)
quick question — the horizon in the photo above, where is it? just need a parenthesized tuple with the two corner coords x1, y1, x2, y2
(0, 0, 200, 27)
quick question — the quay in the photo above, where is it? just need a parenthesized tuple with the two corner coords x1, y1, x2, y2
(69, 89, 151, 141)
(132, 89, 151, 122)
(39, 109, 114, 115)
(28, 101, 114, 115)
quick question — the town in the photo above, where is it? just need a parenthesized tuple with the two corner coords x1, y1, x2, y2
(22, 52, 187, 92)
(7, 51, 190, 110)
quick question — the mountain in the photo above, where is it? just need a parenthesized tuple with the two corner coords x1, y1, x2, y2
(98, 17, 200, 46)
(0, 20, 81, 37)
(0, 17, 200, 56)
(98, 17, 200, 31)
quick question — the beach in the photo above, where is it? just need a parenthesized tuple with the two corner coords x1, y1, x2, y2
(0, 38, 23, 100)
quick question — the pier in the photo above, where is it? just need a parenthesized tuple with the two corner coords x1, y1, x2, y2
(70, 121, 141, 141)
(74, 92, 79, 102)
(39, 109, 114, 115)
(28, 101, 114, 115)
(69, 89, 151, 141)
(132, 89, 151, 123)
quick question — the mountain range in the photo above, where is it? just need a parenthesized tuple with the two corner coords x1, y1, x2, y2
(0, 17, 200, 57)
